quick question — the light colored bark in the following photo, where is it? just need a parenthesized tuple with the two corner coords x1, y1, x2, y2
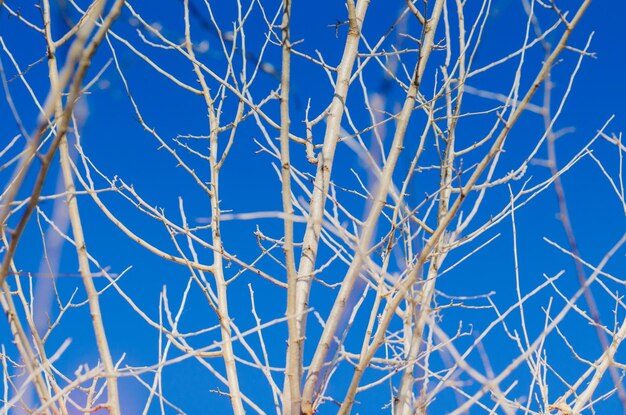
(301, 2, 445, 412)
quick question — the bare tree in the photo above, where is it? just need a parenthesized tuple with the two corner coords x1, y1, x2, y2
(1, 0, 625, 414)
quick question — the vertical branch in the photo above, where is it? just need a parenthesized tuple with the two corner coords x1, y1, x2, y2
(59, 134, 122, 415)
(278, 0, 301, 414)
(396, 1, 468, 411)
(44, 1, 126, 413)
(183, 1, 244, 413)
(395, 255, 444, 415)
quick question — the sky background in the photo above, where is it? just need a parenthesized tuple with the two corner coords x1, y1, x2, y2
(1, 0, 626, 413)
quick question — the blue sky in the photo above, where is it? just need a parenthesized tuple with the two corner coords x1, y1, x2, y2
(2, 0, 626, 413)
